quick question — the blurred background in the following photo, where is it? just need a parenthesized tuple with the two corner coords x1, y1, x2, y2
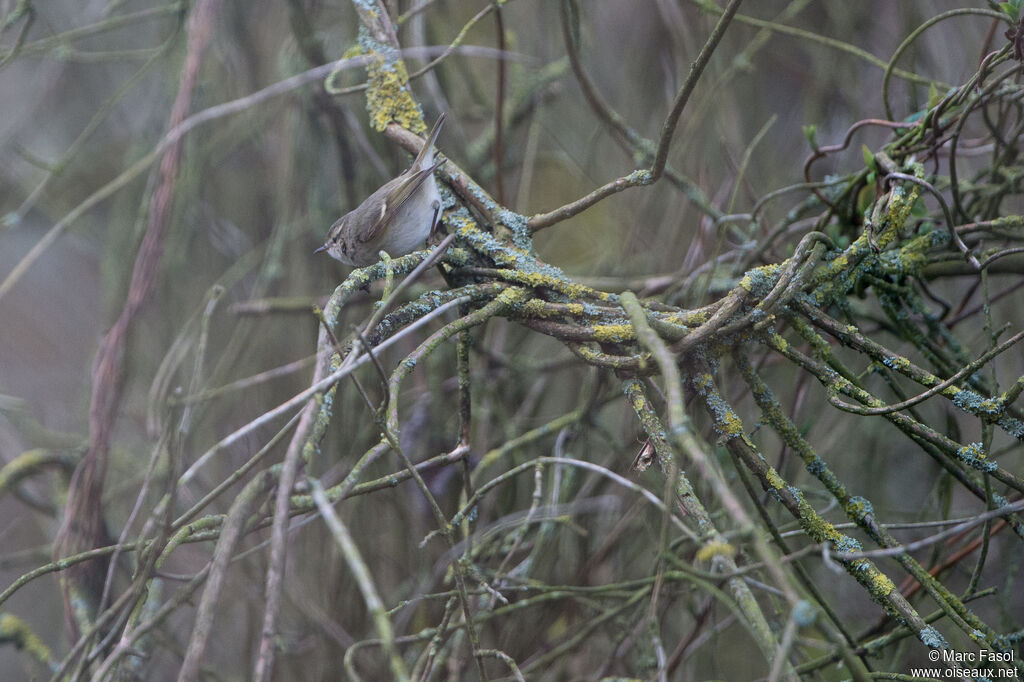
(0, 1, 1021, 679)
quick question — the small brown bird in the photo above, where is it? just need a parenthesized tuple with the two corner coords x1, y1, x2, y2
(315, 113, 445, 266)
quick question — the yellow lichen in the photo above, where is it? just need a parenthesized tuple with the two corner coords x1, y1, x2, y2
(696, 540, 737, 562)
(869, 570, 897, 597)
(739, 263, 783, 293)
(592, 323, 635, 343)
(764, 468, 785, 490)
(718, 408, 744, 437)
(664, 310, 708, 326)
(0, 613, 53, 666)
(520, 299, 556, 318)
(629, 390, 645, 412)
(831, 376, 852, 394)
(574, 345, 603, 362)
(496, 288, 529, 306)
(366, 56, 423, 132)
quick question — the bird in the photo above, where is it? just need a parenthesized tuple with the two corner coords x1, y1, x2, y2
(315, 113, 446, 266)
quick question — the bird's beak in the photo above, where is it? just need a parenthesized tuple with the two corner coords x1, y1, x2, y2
(313, 244, 327, 254)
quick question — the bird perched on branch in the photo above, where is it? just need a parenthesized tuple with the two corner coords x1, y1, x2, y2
(316, 113, 446, 266)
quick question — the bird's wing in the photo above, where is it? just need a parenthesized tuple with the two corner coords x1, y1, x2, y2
(361, 159, 444, 243)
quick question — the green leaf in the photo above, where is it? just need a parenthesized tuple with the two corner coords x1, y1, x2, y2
(861, 144, 877, 171)
(802, 124, 818, 149)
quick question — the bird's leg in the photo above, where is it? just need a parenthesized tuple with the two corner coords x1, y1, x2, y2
(428, 200, 441, 241)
